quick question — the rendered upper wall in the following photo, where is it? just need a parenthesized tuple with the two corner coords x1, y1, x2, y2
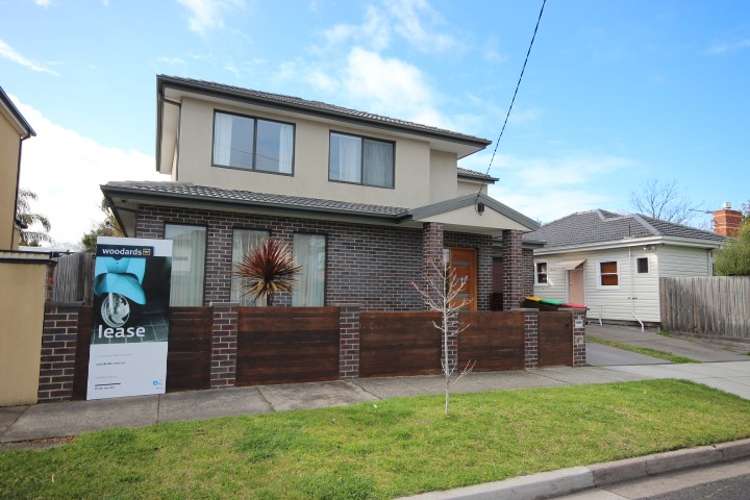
(0, 113, 21, 250)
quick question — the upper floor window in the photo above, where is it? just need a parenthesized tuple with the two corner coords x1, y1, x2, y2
(212, 111, 294, 175)
(329, 131, 394, 188)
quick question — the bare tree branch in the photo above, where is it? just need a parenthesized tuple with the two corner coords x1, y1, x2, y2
(630, 178, 701, 225)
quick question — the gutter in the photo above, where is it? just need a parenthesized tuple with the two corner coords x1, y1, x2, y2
(534, 235, 723, 255)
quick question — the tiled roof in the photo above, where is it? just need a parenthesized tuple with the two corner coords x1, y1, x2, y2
(102, 181, 409, 218)
(158, 75, 491, 146)
(456, 167, 498, 182)
(523, 209, 724, 248)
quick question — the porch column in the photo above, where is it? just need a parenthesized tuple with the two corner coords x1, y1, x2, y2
(422, 222, 445, 305)
(210, 302, 238, 388)
(502, 229, 524, 310)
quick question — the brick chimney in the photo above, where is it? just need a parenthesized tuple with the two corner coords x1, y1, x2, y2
(713, 202, 743, 237)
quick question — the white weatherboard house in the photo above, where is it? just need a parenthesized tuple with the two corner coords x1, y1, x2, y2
(523, 210, 725, 325)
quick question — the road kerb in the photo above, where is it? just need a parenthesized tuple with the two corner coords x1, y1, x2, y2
(400, 438, 750, 500)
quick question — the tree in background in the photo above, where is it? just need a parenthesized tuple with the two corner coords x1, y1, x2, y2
(714, 221, 750, 276)
(630, 179, 700, 225)
(81, 199, 124, 251)
(16, 188, 51, 246)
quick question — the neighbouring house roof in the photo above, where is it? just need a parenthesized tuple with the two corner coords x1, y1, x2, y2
(102, 181, 539, 232)
(158, 75, 492, 148)
(456, 167, 498, 183)
(0, 86, 35, 137)
(524, 209, 724, 250)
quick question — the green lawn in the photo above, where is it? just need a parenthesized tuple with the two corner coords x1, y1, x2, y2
(3, 380, 750, 499)
(588, 335, 699, 364)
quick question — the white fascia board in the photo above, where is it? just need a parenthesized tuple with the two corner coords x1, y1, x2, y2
(533, 236, 722, 255)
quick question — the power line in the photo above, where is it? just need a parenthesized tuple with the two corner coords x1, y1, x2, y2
(476, 0, 547, 202)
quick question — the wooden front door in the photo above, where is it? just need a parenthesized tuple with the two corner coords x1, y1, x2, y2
(568, 268, 584, 305)
(449, 248, 478, 311)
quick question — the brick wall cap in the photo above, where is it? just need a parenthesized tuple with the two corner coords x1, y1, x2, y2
(513, 307, 540, 313)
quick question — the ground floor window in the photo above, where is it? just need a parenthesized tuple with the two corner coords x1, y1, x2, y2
(292, 234, 326, 306)
(535, 261, 548, 284)
(599, 261, 619, 286)
(231, 229, 269, 306)
(165, 224, 206, 306)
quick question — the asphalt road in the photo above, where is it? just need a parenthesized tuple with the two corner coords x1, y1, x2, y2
(650, 473, 750, 500)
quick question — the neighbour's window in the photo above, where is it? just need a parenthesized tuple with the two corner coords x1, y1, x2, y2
(231, 229, 269, 306)
(292, 234, 326, 306)
(535, 262, 548, 284)
(637, 257, 649, 274)
(165, 224, 206, 306)
(600, 261, 619, 286)
(329, 132, 394, 188)
(213, 111, 294, 174)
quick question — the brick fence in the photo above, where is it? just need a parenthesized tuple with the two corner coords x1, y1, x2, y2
(38, 303, 82, 402)
(37, 303, 586, 402)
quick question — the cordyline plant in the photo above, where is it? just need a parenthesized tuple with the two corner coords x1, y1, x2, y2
(235, 238, 301, 305)
(412, 256, 475, 416)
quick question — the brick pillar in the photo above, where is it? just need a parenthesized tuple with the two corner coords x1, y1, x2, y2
(338, 304, 360, 378)
(568, 308, 587, 366)
(210, 302, 238, 388)
(502, 229, 524, 311)
(38, 303, 81, 402)
(518, 308, 539, 369)
(422, 222, 445, 305)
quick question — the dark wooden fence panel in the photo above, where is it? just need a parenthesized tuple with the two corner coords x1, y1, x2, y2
(236, 307, 340, 386)
(72, 306, 211, 398)
(52, 252, 94, 303)
(360, 311, 441, 377)
(72, 306, 93, 400)
(167, 307, 212, 392)
(538, 311, 573, 366)
(458, 311, 525, 371)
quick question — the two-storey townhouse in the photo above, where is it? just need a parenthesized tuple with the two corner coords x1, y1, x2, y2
(101, 75, 539, 312)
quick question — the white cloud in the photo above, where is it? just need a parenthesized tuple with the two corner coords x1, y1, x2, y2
(322, 5, 390, 51)
(34, 0, 51, 6)
(156, 56, 186, 65)
(704, 38, 750, 55)
(460, 152, 634, 224)
(342, 47, 448, 127)
(306, 70, 339, 93)
(384, 0, 457, 53)
(177, 0, 245, 35)
(13, 96, 167, 248)
(0, 38, 59, 75)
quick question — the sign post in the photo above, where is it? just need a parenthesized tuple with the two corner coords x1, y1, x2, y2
(87, 236, 173, 400)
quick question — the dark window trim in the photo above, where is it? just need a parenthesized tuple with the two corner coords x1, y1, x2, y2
(211, 109, 296, 177)
(328, 130, 395, 189)
(292, 231, 328, 307)
(163, 222, 209, 306)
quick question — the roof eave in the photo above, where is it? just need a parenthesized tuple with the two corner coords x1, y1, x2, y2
(156, 75, 492, 149)
(533, 235, 723, 255)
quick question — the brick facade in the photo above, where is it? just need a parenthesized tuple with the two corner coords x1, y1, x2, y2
(502, 229, 524, 310)
(520, 308, 539, 369)
(522, 248, 534, 297)
(38, 303, 81, 402)
(566, 308, 587, 366)
(135, 205, 495, 312)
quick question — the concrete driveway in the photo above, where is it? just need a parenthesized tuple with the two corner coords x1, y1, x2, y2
(586, 324, 749, 366)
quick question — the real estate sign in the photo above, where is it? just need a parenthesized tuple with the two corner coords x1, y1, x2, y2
(87, 236, 173, 400)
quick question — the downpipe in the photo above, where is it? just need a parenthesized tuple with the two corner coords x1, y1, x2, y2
(628, 247, 645, 332)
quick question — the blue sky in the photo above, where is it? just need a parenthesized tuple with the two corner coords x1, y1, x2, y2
(1, 0, 748, 245)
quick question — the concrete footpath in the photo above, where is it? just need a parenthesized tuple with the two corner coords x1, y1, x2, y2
(3, 362, 750, 444)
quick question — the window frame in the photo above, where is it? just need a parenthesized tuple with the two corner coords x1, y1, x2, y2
(328, 130, 396, 189)
(598, 260, 620, 288)
(535, 261, 549, 286)
(636, 256, 649, 274)
(211, 109, 296, 177)
(163, 222, 209, 307)
(291, 232, 328, 307)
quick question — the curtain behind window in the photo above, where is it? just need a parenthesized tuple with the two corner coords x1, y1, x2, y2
(165, 224, 206, 306)
(292, 234, 326, 306)
(231, 229, 269, 306)
(330, 133, 361, 183)
(213, 112, 253, 169)
(363, 139, 394, 187)
(256, 120, 293, 173)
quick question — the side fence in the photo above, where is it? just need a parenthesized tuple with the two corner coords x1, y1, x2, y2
(38, 303, 586, 403)
(660, 277, 750, 339)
